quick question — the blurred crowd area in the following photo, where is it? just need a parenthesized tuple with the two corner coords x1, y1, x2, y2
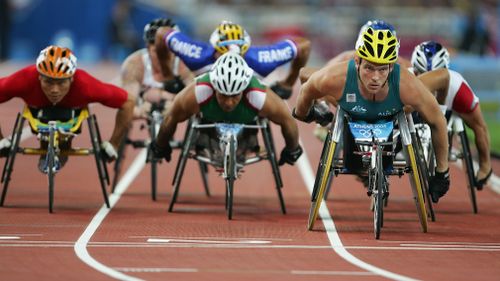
(0, 0, 498, 63)
(0, 0, 499, 104)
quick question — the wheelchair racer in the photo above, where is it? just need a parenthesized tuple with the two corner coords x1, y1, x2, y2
(120, 18, 193, 120)
(150, 52, 302, 166)
(293, 22, 451, 203)
(154, 20, 310, 99)
(0, 45, 135, 171)
(411, 41, 492, 190)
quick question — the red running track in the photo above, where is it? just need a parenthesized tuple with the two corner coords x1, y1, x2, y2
(0, 63, 499, 281)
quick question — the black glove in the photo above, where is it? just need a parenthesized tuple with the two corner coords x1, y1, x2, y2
(292, 105, 333, 127)
(278, 145, 303, 166)
(270, 83, 292, 100)
(163, 76, 185, 94)
(429, 168, 450, 203)
(149, 139, 172, 162)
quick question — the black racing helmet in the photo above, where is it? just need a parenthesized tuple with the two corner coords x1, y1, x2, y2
(143, 18, 176, 44)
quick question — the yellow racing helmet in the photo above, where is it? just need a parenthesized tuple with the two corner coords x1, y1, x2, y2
(209, 21, 251, 55)
(355, 26, 399, 64)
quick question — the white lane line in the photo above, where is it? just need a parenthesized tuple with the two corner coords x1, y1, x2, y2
(147, 238, 271, 244)
(74, 149, 147, 281)
(114, 267, 198, 273)
(296, 142, 419, 281)
(0, 236, 20, 240)
(292, 270, 375, 276)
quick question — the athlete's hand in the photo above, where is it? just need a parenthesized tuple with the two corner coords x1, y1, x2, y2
(292, 104, 333, 127)
(429, 168, 450, 203)
(270, 83, 293, 100)
(150, 139, 172, 162)
(163, 76, 185, 94)
(0, 138, 11, 157)
(101, 141, 118, 162)
(278, 145, 303, 166)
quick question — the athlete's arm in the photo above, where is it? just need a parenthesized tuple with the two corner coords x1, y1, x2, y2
(155, 82, 199, 149)
(294, 61, 345, 119)
(120, 51, 144, 99)
(399, 70, 449, 172)
(154, 26, 175, 79)
(259, 89, 299, 150)
(278, 37, 311, 89)
(417, 68, 450, 104)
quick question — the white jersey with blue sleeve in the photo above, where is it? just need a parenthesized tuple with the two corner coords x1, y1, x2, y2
(165, 30, 216, 74)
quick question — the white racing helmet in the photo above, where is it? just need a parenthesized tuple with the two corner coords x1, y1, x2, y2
(209, 52, 254, 96)
(411, 41, 450, 74)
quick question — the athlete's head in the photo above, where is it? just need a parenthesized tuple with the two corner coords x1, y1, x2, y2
(143, 18, 176, 45)
(209, 52, 254, 112)
(209, 20, 251, 56)
(355, 20, 399, 65)
(411, 41, 450, 75)
(36, 45, 77, 104)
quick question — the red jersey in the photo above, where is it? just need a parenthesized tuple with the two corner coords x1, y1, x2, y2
(0, 65, 127, 108)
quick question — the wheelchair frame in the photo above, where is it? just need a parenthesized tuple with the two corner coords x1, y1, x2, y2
(169, 116, 284, 220)
(308, 108, 428, 238)
(0, 106, 110, 213)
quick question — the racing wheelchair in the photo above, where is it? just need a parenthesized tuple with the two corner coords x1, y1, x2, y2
(0, 106, 110, 213)
(416, 106, 478, 213)
(308, 108, 429, 239)
(168, 116, 284, 220)
(112, 99, 184, 201)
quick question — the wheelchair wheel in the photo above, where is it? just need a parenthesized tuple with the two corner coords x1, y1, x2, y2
(412, 133, 436, 222)
(261, 120, 286, 214)
(88, 115, 110, 208)
(458, 131, 477, 213)
(225, 137, 237, 220)
(47, 128, 56, 213)
(1, 114, 25, 206)
(198, 162, 210, 197)
(308, 129, 336, 230)
(149, 118, 159, 201)
(373, 149, 384, 239)
(406, 144, 428, 233)
(111, 127, 130, 193)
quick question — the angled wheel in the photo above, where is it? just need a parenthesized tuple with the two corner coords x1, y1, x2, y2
(169, 121, 196, 212)
(88, 115, 110, 208)
(412, 132, 435, 222)
(308, 129, 336, 230)
(111, 127, 130, 193)
(458, 131, 477, 213)
(261, 120, 286, 214)
(405, 144, 428, 233)
(1, 114, 25, 206)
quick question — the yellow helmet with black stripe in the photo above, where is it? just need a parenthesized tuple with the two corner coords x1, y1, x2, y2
(209, 21, 251, 55)
(355, 26, 399, 64)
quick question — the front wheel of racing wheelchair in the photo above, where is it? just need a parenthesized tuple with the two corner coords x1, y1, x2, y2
(168, 116, 285, 219)
(1, 106, 110, 213)
(307, 109, 428, 238)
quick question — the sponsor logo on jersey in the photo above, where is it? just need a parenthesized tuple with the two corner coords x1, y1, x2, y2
(351, 105, 367, 113)
(378, 108, 397, 117)
(258, 46, 293, 63)
(170, 37, 202, 59)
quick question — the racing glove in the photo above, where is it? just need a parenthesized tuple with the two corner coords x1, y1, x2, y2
(0, 138, 11, 157)
(101, 141, 118, 162)
(149, 139, 172, 162)
(270, 83, 293, 100)
(429, 168, 450, 203)
(278, 145, 303, 166)
(292, 104, 334, 127)
(163, 76, 185, 94)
